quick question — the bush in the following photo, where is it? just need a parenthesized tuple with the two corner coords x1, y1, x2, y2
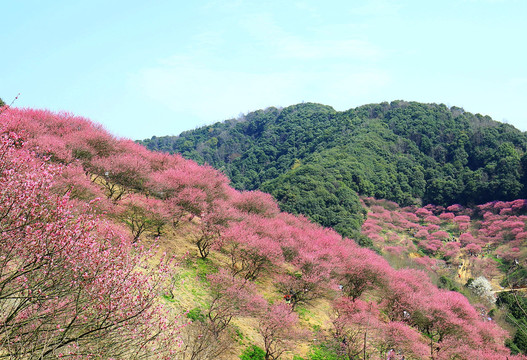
(240, 345, 266, 360)
(186, 307, 205, 322)
(439, 275, 459, 291)
(307, 344, 340, 360)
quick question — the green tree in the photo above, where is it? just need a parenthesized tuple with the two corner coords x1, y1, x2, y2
(139, 101, 527, 235)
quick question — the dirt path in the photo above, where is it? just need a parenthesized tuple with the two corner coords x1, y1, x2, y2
(456, 257, 526, 294)
(492, 287, 527, 294)
(457, 257, 471, 283)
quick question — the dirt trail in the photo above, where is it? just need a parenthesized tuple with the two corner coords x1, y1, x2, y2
(456, 256, 527, 294)
(457, 257, 471, 283)
(492, 287, 527, 294)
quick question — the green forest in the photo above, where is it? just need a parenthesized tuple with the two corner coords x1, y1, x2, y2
(140, 101, 527, 239)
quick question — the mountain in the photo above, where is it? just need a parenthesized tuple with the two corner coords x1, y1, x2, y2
(1, 106, 526, 359)
(140, 101, 527, 239)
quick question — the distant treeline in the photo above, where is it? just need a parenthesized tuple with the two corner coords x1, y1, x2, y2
(140, 101, 527, 239)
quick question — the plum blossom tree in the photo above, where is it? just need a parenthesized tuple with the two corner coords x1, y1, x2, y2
(192, 204, 234, 259)
(330, 297, 380, 360)
(275, 261, 330, 311)
(439, 212, 455, 221)
(176, 269, 264, 360)
(443, 242, 461, 260)
(0, 128, 177, 358)
(51, 163, 106, 202)
(381, 268, 434, 323)
(206, 269, 264, 335)
(425, 215, 441, 224)
(374, 321, 428, 360)
(90, 152, 151, 201)
(453, 215, 471, 232)
(221, 222, 283, 281)
(414, 229, 430, 239)
(459, 232, 475, 246)
(257, 303, 304, 360)
(336, 246, 391, 301)
(148, 159, 230, 212)
(410, 290, 509, 360)
(118, 193, 169, 242)
(418, 238, 443, 256)
(148, 162, 233, 257)
(446, 204, 464, 213)
(230, 190, 280, 218)
(27, 134, 73, 164)
(431, 230, 450, 241)
(415, 207, 433, 218)
(465, 243, 482, 257)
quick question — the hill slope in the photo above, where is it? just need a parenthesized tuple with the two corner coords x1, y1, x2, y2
(140, 101, 527, 238)
(358, 197, 527, 354)
(2, 106, 525, 359)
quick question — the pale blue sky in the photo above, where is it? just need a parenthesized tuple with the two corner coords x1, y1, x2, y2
(2, 0, 526, 139)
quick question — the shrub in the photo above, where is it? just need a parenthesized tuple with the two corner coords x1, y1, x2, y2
(307, 344, 339, 360)
(187, 307, 205, 322)
(240, 345, 266, 360)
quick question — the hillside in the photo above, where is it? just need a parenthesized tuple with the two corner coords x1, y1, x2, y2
(358, 197, 527, 354)
(140, 101, 527, 239)
(1, 106, 526, 359)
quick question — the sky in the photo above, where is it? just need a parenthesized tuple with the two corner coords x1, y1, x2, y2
(1, 0, 526, 140)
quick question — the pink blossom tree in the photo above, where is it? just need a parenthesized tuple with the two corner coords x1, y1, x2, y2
(459, 232, 475, 246)
(221, 222, 284, 280)
(415, 207, 433, 218)
(257, 303, 305, 360)
(206, 269, 264, 335)
(374, 321, 429, 360)
(192, 202, 235, 258)
(275, 259, 331, 311)
(439, 212, 455, 221)
(52, 163, 106, 203)
(330, 297, 380, 360)
(117, 193, 169, 242)
(464, 243, 482, 257)
(231, 190, 280, 218)
(0, 128, 177, 358)
(90, 152, 151, 201)
(148, 158, 230, 212)
(335, 246, 391, 301)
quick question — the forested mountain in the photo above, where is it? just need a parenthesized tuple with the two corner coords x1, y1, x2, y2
(140, 101, 527, 238)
